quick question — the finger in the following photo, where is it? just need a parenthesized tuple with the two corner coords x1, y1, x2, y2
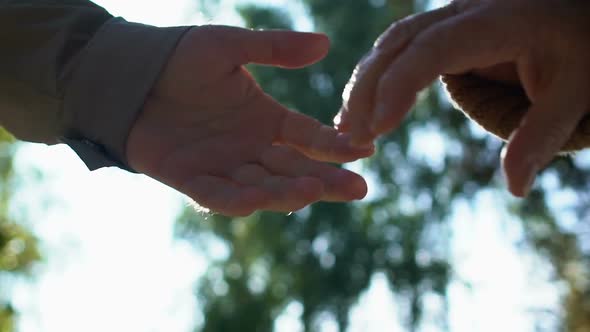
(471, 62, 520, 85)
(502, 69, 590, 197)
(341, 51, 382, 145)
(276, 108, 375, 163)
(339, 3, 460, 144)
(372, 8, 526, 135)
(225, 27, 330, 68)
(372, 3, 460, 53)
(260, 145, 368, 201)
(231, 163, 324, 212)
(182, 175, 271, 217)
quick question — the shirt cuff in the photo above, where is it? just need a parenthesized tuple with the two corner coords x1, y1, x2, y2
(61, 17, 191, 171)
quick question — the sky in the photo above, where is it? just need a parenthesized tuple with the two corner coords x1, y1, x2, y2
(7, 1, 562, 331)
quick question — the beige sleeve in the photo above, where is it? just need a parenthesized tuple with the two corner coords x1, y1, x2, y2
(0, 0, 190, 170)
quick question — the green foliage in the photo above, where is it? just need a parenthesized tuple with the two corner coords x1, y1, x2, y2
(0, 305, 15, 332)
(179, 1, 590, 331)
(0, 127, 41, 331)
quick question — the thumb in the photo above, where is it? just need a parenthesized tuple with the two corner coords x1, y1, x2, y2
(502, 67, 590, 197)
(230, 28, 330, 68)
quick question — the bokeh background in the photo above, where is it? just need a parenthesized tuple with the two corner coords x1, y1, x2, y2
(1, 0, 589, 331)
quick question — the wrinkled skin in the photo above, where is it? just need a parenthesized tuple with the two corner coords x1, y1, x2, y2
(337, 0, 590, 197)
(127, 26, 374, 216)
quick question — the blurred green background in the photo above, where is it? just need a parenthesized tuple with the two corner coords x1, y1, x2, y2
(2, 0, 590, 331)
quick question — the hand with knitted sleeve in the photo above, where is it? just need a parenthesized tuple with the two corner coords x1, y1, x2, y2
(126, 26, 374, 216)
(335, 0, 590, 197)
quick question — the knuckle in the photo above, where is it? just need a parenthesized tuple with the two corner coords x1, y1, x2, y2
(375, 18, 412, 51)
(393, 18, 413, 39)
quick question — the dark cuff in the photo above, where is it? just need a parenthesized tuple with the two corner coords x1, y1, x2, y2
(62, 18, 191, 171)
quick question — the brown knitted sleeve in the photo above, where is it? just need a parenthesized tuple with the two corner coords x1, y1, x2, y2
(441, 74, 590, 152)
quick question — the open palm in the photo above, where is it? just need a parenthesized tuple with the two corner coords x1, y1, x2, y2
(126, 26, 373, 216)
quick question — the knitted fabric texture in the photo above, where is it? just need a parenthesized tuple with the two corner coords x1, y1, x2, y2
(441, 74, 590, 152)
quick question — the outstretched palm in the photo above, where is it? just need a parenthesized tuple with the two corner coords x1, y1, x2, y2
(127, 26, 373, 216)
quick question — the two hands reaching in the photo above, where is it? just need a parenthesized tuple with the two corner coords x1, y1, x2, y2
(127, 0, 590, 215)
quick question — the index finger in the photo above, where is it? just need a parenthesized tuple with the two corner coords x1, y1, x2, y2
(338, 3, 461, 144)
(371, 5, 528, 134)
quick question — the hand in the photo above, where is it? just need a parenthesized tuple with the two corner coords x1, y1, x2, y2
(336, 0, 590, 197)
(126, 26, 374, 216)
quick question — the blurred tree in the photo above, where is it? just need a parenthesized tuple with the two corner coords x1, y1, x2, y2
(0, 129, 40, 332)
(178, 1, 590, 331)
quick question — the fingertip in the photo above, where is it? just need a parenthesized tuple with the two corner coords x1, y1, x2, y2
(349, 172, 369, 200)
(501, 135, 538, 198)
(349, 112, 377, 148)
(277, 30, 331, 68)
(350, 142, 376, 158)
(243, 29, 331, 68)
(349, 134, 375, 149)
(502, 157, 537, 198)
(311, 32, 330, 50)
(302, 31, 331, 58)
(327, 169, 368, 201)
(310, 132, 374, 163)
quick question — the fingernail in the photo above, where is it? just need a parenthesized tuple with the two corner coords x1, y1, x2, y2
(505, 162, 538, 197)
(353, 142, 375, 152)
(338, 133, 370, 151)
(348, 136, 368, 148)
